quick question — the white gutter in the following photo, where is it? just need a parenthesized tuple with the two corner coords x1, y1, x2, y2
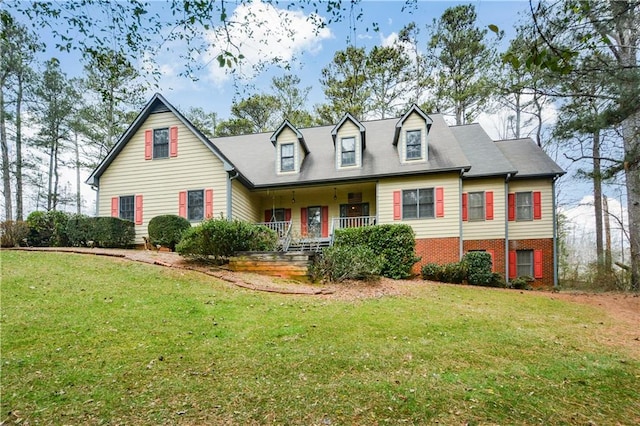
(226, 169, 239, 220)
(505, 173, 512, 282)
(458, 168, 465, 260)
(552, 174, 560, 289)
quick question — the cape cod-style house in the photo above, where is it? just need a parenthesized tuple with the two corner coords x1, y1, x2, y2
(86, 94, 565, 287)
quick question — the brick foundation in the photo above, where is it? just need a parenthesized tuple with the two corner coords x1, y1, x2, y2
(508, 238, 554, 288)
(414, 237, 460, 274)
(416, 237, 555, 288)
(463, 239, 506, 275)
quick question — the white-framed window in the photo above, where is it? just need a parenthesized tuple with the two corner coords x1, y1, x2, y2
(468, 192, 485, 221)
(153, 128, 169, 159)
(405, 129, 422, 160)
(341, 137, 356, 166)
(516, 192, 533, 221)
(188, 190, 204, 221)
(119, 195, 135, 222)
(402, 188, 434, 219)
(516, 250, 533, 277)
(280, 143, 294, 172)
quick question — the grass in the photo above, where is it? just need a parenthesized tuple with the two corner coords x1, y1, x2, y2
(1, 251, 639, 425)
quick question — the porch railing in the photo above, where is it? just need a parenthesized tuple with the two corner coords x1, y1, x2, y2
(331, 216, 377, 232)
(256, 220, 292, 252)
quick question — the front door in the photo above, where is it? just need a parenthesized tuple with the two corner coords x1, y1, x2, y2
(307, 206, 322, 238)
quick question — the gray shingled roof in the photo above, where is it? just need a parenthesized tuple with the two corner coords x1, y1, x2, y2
(213, 113, 471, 188)
(451, 124, 517, 178)
(495, 138, 565, 178)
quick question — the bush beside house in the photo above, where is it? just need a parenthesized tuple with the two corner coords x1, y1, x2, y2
(148, 215, 191, 250)
(421, 251, 506, 288)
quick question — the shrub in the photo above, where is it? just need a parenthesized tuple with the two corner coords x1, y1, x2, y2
(463, 251, 493, 286)
(26, 210, 70, 247)
(310, 244, 384, 282)
(510, 275, 534, 290)
(65, 214, 94, 247)
(148, 215, 191, 250)
(440, 262, 465, 284)
(176, 218, 277, 261)
(0, 221, 30, 247)
(92, 217, 136, 248)
(333, 224, 420, 279)
(421, 263, 442, 281)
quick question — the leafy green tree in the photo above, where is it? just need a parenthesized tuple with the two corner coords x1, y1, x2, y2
(1, 10, 41, 220)
(427, 4, 498, 125)
(31, 58, 76, 211)
(185, 107, 218, 139)
(523, 0, 640, 290)
(270, 74, 314, 127)
(230, 94, 281, 134)
(398, 22, 429, 105)
(367, 45, 412, 119)
(215, 118, 255, 137)
(317, 46, 369, 122)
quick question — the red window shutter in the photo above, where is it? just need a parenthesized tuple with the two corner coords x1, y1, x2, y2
(178, 191, 187, 218)
(264, 210, 272, 222)
(300, 208, 308, 236)
(509, 250, 517, 279)
(111, 197, 119, 218)
(508, 193, 515, 221)
(461, 193, 468, 221)
(393, 191, 401, 220)
(321, 206, 329, 238)
(285, 209, 291, 222)
(485, 191, 494, 220)
(170, 126, 178, 157)
(533, 191, 542, 219)
(487, 249, 495, 272)
(205, 189, 213, 218)
(435, 187, 444, 217)
(135, 195, 143, 225)
(144, 129, 153, 160)
(534, 249, 543, 278)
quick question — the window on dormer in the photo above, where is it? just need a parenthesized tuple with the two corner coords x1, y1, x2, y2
(406, 129, 422, 160)
(341, 137, 356, 166)
(281, 143, 294, 172)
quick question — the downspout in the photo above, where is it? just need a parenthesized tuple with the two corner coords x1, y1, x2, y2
(505, 173, 512, 283)
(459, 169, 465, 260)
(226, 169, 239, 220)
(552, 174, 560, 289)
(90, 181, 99, 217)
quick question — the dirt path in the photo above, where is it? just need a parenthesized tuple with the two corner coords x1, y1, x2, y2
(12, 247, 639, 356)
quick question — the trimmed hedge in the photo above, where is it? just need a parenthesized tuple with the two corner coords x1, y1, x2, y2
(310, 244, 384, 282)
(332, 224, 420, 279)
(176, 218, 277, 261)
(26, 210, 70, 247)
(463, 251, 493, 286)
(148, 215, 191, 250)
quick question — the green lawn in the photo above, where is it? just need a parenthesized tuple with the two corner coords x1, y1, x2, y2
(1, 251, 638, 425)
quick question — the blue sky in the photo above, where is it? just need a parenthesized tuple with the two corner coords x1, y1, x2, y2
(14, 0, 533, 120)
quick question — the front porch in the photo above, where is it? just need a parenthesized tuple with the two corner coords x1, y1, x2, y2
(252, 183, 378, 252)
(256, 215, 377, 252)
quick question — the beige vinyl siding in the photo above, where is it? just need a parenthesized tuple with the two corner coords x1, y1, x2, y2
(335, 120, 362, 169)
(99, 111, 228, 243)
(399, 112, 427, 163)
(231, 179, 260, 222)
(275, 128, 305, 174)
(508, 179, 554, 239)
(377, 173, 460, 238)
(463, 178, 505, 240)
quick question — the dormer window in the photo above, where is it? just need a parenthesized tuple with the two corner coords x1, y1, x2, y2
(341, 137, 356, 166)
(280, 143, 295, 172)
(405, 130, 422, 160)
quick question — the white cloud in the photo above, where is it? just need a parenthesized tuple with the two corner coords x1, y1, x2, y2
(380, 32, 398, 47)
(202, 0, 333, 85)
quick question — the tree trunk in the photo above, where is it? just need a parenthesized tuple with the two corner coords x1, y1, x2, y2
(603, 195, 612, 272)
(74, 131, 81, 214)
(622, 110, 640, 290)
(592, 128, 604, 273)
(15, 75, 24, 221)
(0, 85, 13, 221)
(47, 139, 54, 211)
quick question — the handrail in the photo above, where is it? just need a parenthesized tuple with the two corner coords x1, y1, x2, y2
(331, 216, 377, 232)
(256, 220, 292, 251)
